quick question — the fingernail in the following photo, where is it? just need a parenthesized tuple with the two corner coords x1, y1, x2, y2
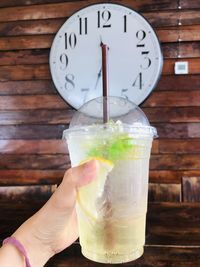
(83, 159, 98, 174)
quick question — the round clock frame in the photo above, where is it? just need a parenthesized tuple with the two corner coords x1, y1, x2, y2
(49, 3, 163, 110)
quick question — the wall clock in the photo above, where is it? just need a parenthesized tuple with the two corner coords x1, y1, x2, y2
(49, 3, 163, 109)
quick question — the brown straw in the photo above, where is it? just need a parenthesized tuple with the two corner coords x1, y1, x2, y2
(101, 42, 109, 123)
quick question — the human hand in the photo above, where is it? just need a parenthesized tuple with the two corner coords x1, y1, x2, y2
(12, 159, 98, 267)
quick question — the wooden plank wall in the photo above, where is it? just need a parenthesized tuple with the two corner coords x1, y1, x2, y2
(0, 0, 200, 202)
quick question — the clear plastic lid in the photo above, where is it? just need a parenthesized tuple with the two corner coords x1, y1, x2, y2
(63, 96, 157, 138)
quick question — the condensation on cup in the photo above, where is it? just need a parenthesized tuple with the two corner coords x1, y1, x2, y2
(63, 96, 157, 264)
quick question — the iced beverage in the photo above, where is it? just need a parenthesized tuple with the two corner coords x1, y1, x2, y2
(64, 121, 154, 264)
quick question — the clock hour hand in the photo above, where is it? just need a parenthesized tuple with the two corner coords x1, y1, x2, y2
(93, 67, 102, 90)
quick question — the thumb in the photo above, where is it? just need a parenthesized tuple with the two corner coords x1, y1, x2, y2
(50, 159, 98, 210)
(68, 159, 99, 188)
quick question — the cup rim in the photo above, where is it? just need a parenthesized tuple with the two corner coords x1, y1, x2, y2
(63, 124, 158, 139)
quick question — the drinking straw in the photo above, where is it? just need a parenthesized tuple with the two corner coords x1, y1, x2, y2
(101, 42, 109, 123)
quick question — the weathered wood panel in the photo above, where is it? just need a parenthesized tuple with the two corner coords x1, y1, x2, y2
(146, 202, 200, 246)
(0, 185, 56, 201)
(0, 19, 64, 37)
(178, 25, 200, 42)
(0, 107, 200, 125)
(2, 168, 200, 185)
(0, 3, 75, 22)
(182, 177, 200, 202)
(0, 49, 49, 65)
(156, 74, 200, 91)
(180, 0, 200, 9)
(144, 107, 200, 123)
(162, 58, 200, 75)
(0, 170, 64, 185)
(0, 80, 56, 95)
(149, 140, 163, 154)
(0, 154, 68, 170)
(0, 183, 181, 202)
(0, 109, 73, 124)
(0, 64, 50, 81)
(0, 95, 68, 110)
(155, 123, 200, 138)
(150, 170, 200, 184)
(0, 0, 180, 10)
(1, 123, 200, 140)
(0, 169, 175, 185)
(0, 199, 44, 239)
(177, 42, 200, 58)
(0, 125, 67, 139)
(145, 10, 200, 27)
(156, 25, 200, 43)
(0, 2, 183, 23)
(150, 154, 200, 170)
(0, 0, 80, 8)
(143, 91, 200, 107)
(0, 35, 53, 50)
(0, 91, 200, 111)
(162, 42, 200, 58)
(0, 3, 199, 26)
(148, 183, 181, 202)
(3, 153, 200, 171)
(159, 139, 200, 154)
(0, 140, 68, 154)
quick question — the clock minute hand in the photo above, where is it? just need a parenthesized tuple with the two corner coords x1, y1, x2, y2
(93, 67, 102, 90)
(93, 35, 104, 91)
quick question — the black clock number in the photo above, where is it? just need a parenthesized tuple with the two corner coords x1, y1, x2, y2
(79, 17, 88, 35)
(65, 32, 77, 49)
(132, 30, 152, 90)
(121, 88, 128, 99)
(65, 74, 75, 91)
(141, 51, 151, 69)
(61, 57, 75, 91)
(136, 30, 146, 48)
(132, 72, 143, 90)
(59, 53, 75, 90)
(98, 10, 111, 28)
(136, 30, 152, 79)
(59, 53, 68, 70)
(123, 15, 127, 33)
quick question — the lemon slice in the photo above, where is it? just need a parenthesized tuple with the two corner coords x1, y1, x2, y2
(77, 157, 114, 220)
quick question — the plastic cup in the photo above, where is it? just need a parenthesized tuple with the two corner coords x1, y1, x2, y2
(63, 96, 157, 264)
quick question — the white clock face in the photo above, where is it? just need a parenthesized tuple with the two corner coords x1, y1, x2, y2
(50, 3, 163, 109)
